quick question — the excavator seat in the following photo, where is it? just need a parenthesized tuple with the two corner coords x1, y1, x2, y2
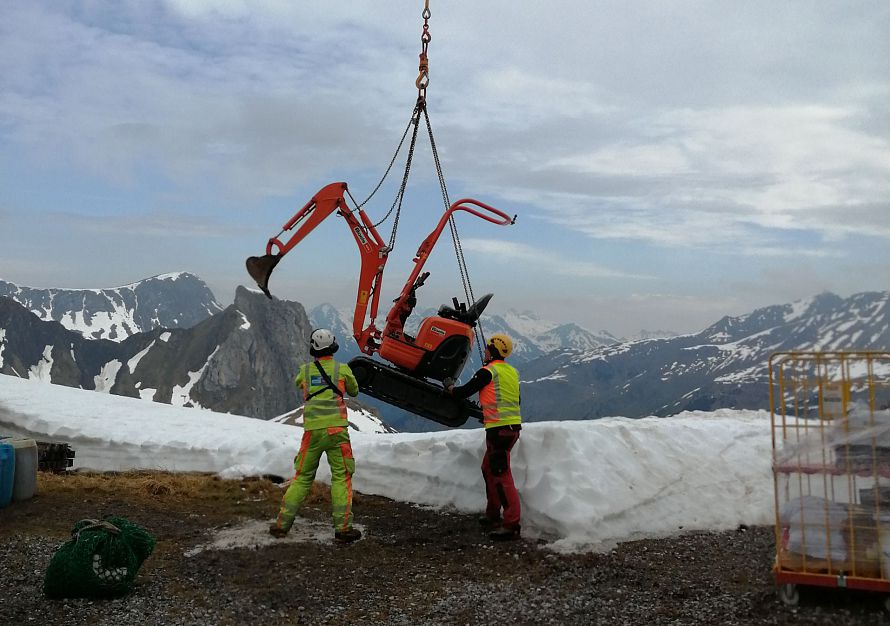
(437, 293, 493, 326)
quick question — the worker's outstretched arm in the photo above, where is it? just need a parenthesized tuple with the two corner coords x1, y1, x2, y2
(446, 368, 492, 400)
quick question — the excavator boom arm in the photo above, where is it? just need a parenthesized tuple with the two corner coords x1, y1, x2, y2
(248, 185, 514, 356)
(246, 182, 389, 353)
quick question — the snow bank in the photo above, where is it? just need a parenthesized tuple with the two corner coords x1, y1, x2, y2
(0, 374, 775, 551)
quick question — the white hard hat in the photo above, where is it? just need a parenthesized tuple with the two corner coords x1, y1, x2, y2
(310, 328, 336, 351)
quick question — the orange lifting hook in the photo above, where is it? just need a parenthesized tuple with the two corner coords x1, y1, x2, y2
(415, 0, 432, 99)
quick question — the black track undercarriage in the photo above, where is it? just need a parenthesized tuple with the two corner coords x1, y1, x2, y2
(348, 356, 482, 428)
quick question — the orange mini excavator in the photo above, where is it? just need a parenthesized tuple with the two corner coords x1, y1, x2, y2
(246, 181, 513, 427)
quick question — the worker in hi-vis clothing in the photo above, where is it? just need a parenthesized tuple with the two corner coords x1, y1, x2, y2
(445, 333, 522, 540)
(270, 328, 362, 543)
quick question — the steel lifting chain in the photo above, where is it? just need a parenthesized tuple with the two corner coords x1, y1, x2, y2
(349, 101, 423, 252)
(349, 1, 487, 359)
(350, 0, 432, 246)
(423, 107, 487, 361)
(412, 2, 479, 349)
(350, 110, 416, 212)
(382, 103, 423, 249)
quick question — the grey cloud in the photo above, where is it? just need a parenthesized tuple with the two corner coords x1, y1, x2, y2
(437, 99, 890, 250)
(797, 203, 890, 239)
(5, 3, 887, 209)
(1, 3, 411, 198)
(2, 0, 889, 315)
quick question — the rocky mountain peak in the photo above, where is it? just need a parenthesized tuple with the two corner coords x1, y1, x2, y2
(0, 284, 393, 432)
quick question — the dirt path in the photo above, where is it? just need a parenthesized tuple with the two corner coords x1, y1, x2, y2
(0, 472, 886, 625)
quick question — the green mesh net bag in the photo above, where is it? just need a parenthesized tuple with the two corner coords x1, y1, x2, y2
(43, 517, 156, 599)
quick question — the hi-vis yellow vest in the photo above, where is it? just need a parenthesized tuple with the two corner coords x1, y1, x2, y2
(480, 360, 521, 428)
(295, 358, 358, 430)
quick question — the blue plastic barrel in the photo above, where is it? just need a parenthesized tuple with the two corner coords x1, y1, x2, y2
(0, 441, 14, 508)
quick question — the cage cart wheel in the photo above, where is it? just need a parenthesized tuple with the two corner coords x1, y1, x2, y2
(778, 584, 799, 607)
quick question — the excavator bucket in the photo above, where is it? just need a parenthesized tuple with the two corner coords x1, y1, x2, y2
(245, 255, 281, 299)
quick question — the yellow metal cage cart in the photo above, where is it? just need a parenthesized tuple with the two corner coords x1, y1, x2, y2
(770, 351, 890, 609)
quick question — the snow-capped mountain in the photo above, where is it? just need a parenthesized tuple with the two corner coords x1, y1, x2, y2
(0, 273, 222, 341)
(521, 291, 890, 422)
(308, 303, 356, 352)
(0, 286, 393, 433)
(484, 310, 618, 360)
(628, 329, 679, 342)
(15, 272, 884, 433)
(307, 304, 618, 365)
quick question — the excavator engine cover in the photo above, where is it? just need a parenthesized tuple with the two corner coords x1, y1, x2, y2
(379, 315, 474, 380)
(348, 356, 481, 428)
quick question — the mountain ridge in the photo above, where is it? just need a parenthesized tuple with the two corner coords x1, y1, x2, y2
(521, 290, 890, 421)
(0, 285, 391, 433)
(307, 303, 625, 366)
(0, 272, 222, 341)
(4, 272, 886, 432)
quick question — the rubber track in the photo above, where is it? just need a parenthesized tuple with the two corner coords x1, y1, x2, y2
(348, 356, 481, 428)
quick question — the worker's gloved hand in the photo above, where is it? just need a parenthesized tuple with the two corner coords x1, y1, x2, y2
(443, 377, 455, 390)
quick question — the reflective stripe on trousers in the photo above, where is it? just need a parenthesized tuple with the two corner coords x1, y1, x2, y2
(275, 426, 356, 532)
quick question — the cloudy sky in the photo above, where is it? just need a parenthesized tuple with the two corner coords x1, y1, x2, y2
(1, 1, 888, 337)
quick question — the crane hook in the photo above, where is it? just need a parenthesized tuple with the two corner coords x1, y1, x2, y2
(415, 0, 432, 102)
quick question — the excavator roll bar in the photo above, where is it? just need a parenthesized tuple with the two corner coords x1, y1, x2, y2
(384, 198, 513, 338)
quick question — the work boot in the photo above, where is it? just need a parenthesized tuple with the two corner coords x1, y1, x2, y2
(334, 528, 362, 543)
(269, 524, 289, 538)
(489, 524, 520, 541)
(478, 515, 502, 528)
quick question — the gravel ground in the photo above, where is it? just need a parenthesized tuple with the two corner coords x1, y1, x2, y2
(1, 472, 888, 625)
